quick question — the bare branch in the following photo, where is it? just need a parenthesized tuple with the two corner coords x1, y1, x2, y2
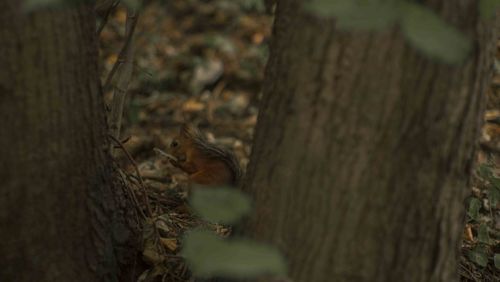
(103, 9, 139, 92)
(108, 7, 138, 154)
(153, 147, 178, 162)
(109, 134, 153, 218)
(96, 0, 119, 36)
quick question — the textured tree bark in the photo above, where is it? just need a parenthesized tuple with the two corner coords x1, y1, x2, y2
(243, 1, 496, 282)
(0, 2, 138, 282)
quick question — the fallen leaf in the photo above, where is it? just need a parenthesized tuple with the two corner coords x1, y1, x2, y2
(143, 246, 164, 265)
(160, 237, 178, 251)
(182, 98, 205, 112)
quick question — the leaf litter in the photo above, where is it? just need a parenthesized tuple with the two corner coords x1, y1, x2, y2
(99, 1, 500, 281)
(100, 0, 269, 281)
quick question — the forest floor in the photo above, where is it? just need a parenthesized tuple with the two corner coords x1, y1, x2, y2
(98, 1, 500, 281)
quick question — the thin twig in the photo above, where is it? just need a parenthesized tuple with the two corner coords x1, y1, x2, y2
(153, 147, 178, 162)
(103, 10, 139, 92)
(117, 168, 147, 220)
(96, 0, 120, 36)
(108, 7, 139, 154)
(109, 134, 153, 218)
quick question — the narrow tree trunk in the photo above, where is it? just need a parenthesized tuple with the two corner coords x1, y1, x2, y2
(0, 2, 138, 281)
(243, 1, 496, 281)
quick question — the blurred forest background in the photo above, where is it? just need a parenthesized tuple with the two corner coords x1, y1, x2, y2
(100, 0, 268, 183)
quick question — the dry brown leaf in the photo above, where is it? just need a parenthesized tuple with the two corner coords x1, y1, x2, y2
(160, 237, 178, 251)
(115, 8, 127, 25)
(155, 215, 171, 234)
(464, 224, 474, 242)
(143, 246, 164, 265)
(252, 33, 265, 44)
(485, 110, 500, 120)
(182, 99, 205, 112)
(106, 54, 118, 68)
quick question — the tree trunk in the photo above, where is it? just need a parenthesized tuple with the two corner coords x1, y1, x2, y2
(0, 2, 138, 282)
(243, 1, 496, 281)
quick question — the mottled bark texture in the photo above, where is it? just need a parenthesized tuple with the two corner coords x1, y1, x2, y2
(243, 1, 496, 282)
(0, 2, 138, 282)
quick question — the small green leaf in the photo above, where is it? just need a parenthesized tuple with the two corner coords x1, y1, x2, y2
(488, 186, 500, 207)
(468, 247, 488, 267)
(400, 2, 471, 64)
(479, 0, 500, 19)
(478, 163, 493, 180)
(490, 177, 500, 190)
(467, 198, 482, 221)
(477, 224, 491, 244)
(307, 0, 400, 30)
(122, 0, 142, 10)
(181, 229, 287, 279)
(190, 187, 252, 224)
(494, 253, 500, 269)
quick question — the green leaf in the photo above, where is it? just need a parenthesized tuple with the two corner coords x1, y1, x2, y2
(122, 0, 142, 10)
(468, 247, 488, 267)
(400, 2, 471, 64)
(494, 253, 500, 270)
(181, 229, 287, 279)
(490, 177, 500, 190)
(467, 198, 482, 221)
(478, 163, 493, 180)
(307, 0, 400, 30)
(488, 186, 500, 207)
(477, 224, 491, 244)
(479, 0, 500, 19)
(190, 187, 252, 224)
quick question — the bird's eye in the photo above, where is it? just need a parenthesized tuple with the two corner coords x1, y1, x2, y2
(170, 140, 178, 148)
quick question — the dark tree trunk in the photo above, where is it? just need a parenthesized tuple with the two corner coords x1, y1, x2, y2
(243, 1, 496, 281)
(0, 2, 138, 282)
